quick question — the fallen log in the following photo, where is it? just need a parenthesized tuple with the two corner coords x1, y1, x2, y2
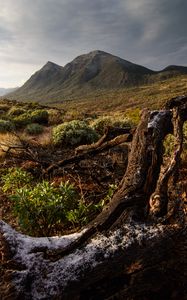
(0, 95, 187, 300)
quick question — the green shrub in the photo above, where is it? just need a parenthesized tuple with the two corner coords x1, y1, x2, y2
(13, 109, 48, 128)
(30, 109, 48, 124)
(8, 106, 26, 116)
(2, 168, 33, 193)
(13, 112, 31, 127)
(0, 119, 15, 133)
(91, 116, 132, 135)
(25, 123, 44, 135)
(10, 180, 78, 236)
(52, 120, 99, 146)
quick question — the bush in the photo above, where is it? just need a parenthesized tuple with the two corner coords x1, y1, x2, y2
(25, 123, 44, 135)
(10, 180, 78, 236)
(52, 120, 99, 146)
(0, 119, 15, 133)
(30, 109, 48, 124)
(13, 113, 32, 127)
(91, 116, 132, 135)
(13, 109, 49, 128)
(8, 106, 26, 116)
(2, 168, 33, 193)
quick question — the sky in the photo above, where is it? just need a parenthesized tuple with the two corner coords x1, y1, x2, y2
(0, 0, 187, 88)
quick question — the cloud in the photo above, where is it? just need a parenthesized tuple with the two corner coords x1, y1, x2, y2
(0, 0, 187, 87)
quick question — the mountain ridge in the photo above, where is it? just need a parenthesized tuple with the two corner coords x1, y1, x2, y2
(6, 50, 187, 102)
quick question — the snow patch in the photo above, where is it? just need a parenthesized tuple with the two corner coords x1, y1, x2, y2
(0, 220, 164, 299)
(148, 110, 169, 130)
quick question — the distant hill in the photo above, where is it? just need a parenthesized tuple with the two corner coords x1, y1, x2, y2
(6, 50, 187, 103)
(0, 87, 18, 96)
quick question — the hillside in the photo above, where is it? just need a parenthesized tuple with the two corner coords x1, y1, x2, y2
(7, 50, 187, 103)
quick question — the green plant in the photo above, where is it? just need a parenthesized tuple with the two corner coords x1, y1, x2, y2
(91, 116, 132, 135)
(67, 184, 117, 228)
(52, 120, 99, 146)
(2, 168, 33, 193)
(66, 199, 97, 227)
(8, 106, 26, 116)
(10, 180, 78, 236)
(0, 119, 15, 133)
(13, 109, 49, 128)
(163, 134, 175, 157)
(96, 184, 117, 210)
(30, 109, 48, 124)
(13, 112, 32, 127)
(25, 123, 44, 135)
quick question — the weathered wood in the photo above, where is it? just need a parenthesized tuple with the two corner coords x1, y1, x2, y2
(44, 131, 133, 175)
(75, 126, 132, 154)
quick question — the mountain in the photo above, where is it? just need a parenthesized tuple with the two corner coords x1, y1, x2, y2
(0, 87, 18, 96)
(6, 50, 187, 103)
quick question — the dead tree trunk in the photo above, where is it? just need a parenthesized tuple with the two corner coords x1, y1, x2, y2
(0, 96, 187, 300)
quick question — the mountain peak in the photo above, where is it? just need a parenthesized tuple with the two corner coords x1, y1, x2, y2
(42, 61, 62, 71)
(87, 50, 110, 56)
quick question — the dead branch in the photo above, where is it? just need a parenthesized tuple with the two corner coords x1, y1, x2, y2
(44, 131, 133, 176)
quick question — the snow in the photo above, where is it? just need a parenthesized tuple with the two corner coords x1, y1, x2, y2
(148, 110, 169, 130)
(0, 220, 165, 299)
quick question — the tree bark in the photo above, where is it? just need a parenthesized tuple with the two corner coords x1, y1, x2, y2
(0, 95, 187, 300)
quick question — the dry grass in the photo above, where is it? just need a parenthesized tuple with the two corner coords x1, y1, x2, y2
(0, 133, 23, 158)
(19, 126, 52, 147)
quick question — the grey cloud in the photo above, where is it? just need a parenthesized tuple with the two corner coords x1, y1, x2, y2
(0, 0, 187, 87)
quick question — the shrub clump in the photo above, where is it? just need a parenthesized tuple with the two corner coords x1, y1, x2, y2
(2, 168, 33, 193)
(8, 106, 26, 116)
(10, 180, 78, 236)
(91, 116, 132, 135)
(25, 123, 44, 135)
(13, 113, 31, 127)
(13, 109, 48, 128)
(30, 109, 48, 124)
(52, 120, 99, 146)
(0, 119, 15, 133)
